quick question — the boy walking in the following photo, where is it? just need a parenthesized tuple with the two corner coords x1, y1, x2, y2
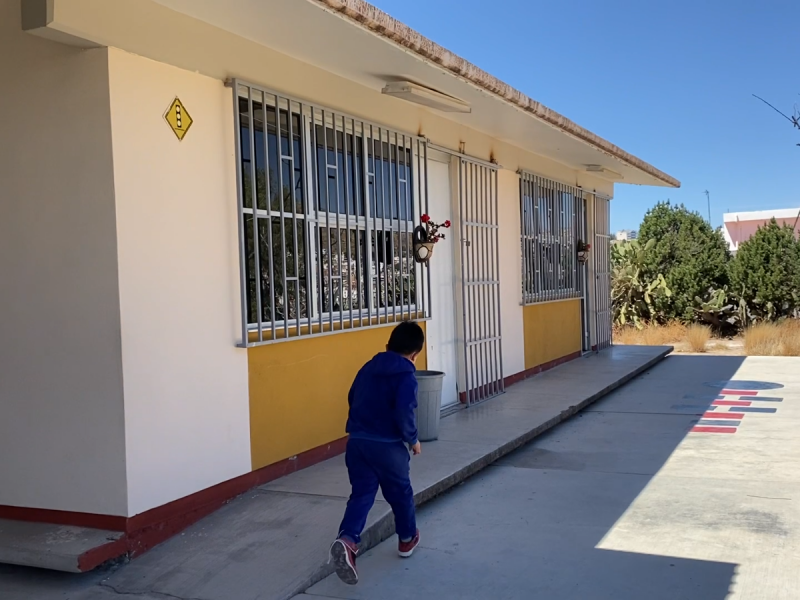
(329, 321, 424, 585)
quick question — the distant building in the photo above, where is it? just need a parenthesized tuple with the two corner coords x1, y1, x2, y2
(615, 229, 638, 242)
(723, 208, 800, 253)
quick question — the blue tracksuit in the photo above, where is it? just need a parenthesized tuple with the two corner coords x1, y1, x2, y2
(338, 352, 418, 544)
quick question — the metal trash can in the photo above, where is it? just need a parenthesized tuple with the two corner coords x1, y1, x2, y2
(415, 370, 445, 442)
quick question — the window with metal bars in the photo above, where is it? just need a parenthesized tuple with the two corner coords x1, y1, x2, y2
(519, 172, 584, 304)
(234, 82, 430, 346)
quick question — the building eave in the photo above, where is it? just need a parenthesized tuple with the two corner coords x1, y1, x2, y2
(312, 0, 680, 189)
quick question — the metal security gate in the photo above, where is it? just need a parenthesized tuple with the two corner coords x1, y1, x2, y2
(458, 158, 503, 405)
(577, 196, 591, 352)
(593, 195, 612, 350)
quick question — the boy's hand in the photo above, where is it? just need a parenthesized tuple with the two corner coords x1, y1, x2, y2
(409, 441, 421, 456)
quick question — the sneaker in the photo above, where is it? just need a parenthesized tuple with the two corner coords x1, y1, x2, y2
(398, 530, 421, 558)
(329, 537, 359, 585)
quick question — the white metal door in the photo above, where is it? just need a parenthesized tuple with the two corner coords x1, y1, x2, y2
(457, 158, 504, 405)
(594, 196, 612, 350)
(426, 157, 459, 409)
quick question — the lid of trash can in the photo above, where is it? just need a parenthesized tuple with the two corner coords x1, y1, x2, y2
(415, 370, 445, 378)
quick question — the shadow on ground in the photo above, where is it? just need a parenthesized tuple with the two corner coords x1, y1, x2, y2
(304, 355, 749, 600)
(2, 354, 753, 600)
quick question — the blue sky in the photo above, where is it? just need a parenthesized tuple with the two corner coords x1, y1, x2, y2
(369, 0, 800, 232)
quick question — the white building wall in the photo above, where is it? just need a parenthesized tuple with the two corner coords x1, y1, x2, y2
(723, 209, 800, 253)
(0, 0, 128, 515)
(107, 49, 251, 516)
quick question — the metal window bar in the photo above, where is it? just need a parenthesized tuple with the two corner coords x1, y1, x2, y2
(594, 194, 613, 350)
(232, 80, 430, 347)
(519, 172, 583, 305)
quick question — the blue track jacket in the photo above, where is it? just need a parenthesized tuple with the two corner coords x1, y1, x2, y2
(346, 351, 418, 445)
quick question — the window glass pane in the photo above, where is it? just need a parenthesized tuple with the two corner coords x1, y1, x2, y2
(318, 227, 367, 313)
(370, 231, 386, 309)
(315, 126, 364, 217)
(244, 215, 257, 324)
(397, 231, 415, 306)
(263, 107, 304, 214)
(266, 217, 308, 322)
(367, 140, 413, 225)
(239, 97, 255, 210)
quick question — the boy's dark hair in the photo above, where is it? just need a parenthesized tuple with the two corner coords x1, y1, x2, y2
(387, 321, 425, 356)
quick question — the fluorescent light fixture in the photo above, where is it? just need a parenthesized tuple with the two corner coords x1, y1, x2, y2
(586, 165, 623, 180)
(382, 81, 471, 113)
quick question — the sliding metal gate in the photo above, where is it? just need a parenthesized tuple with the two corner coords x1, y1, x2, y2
(458, 158, 504, 405)
(593, 195, 612, 350)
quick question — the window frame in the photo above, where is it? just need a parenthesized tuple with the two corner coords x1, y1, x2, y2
(233, 80, 430, 347)
(519, 171, 585, 305)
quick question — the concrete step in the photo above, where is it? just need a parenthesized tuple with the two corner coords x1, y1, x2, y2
(0, 519, 124, 573)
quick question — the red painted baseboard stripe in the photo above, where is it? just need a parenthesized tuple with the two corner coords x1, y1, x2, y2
(0, 435, 349, 570)
(692, 426, 737, 434)
(458, 350, 582, 404)
(503, 350, 582, 388)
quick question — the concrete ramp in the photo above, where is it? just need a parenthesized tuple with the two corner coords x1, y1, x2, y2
(0, 519, 123, 573)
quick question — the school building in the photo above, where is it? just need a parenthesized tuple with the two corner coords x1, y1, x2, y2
(0, 0, 679, 569)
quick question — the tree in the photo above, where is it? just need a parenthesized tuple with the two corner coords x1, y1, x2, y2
(729, 219, 800, 321)
(637, 202, 730, 321)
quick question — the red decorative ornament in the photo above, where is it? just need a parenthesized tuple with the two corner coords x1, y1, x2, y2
(413, 214, 450, 264)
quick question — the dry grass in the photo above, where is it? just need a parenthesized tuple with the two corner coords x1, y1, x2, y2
(744, 321, 800, 356)
(616, 319, 800, 355)
(614, 322, 687, 346)
(686, 324, 712, 353)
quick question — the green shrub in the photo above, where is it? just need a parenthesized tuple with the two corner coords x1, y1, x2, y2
(638, 202, 730, 321)
(729, 219, 800, 321)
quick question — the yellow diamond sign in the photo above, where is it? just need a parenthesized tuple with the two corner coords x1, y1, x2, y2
(164, 97, 193, 141)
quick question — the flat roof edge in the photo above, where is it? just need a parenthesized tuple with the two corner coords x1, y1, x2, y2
(311, 0, 680, 188)
(724, 208, 800, 222)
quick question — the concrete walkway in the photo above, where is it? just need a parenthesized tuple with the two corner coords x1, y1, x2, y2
(0, 345, 670, 600)
(303, 354, 800, 600)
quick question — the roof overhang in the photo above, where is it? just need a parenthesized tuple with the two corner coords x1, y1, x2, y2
(23, 0, 679, 188)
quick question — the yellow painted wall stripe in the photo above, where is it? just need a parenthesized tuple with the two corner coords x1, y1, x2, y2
(248, 324, 427, 470)
(522, 299, 582, 370)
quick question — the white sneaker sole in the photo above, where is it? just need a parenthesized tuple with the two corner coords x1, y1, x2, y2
(398, 534, 420, 558)
(329, 540, 358, 585)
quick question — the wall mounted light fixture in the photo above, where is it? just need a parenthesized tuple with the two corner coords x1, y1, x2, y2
(586, 165, 624, 180)
(382, 81, 471, 113)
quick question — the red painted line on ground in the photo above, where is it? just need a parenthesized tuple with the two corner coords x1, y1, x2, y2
(713, 400, 752, 407)
(703, 412, 745, 419)
(722, 389, 758, 396)
(692, 426, 737, 434)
